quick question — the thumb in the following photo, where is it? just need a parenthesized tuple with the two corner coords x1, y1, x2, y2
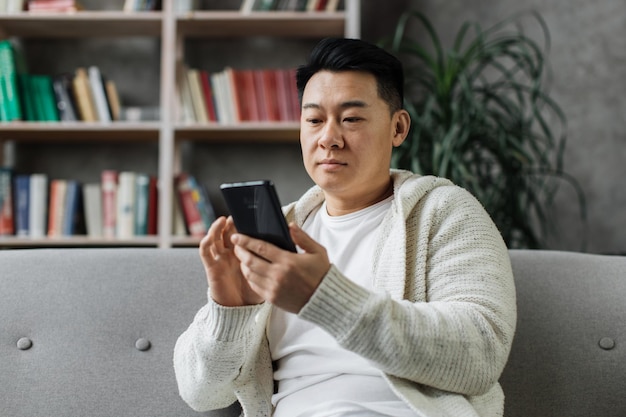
(289, 223, 322, 254)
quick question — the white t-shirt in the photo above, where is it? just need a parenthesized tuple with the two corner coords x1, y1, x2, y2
(268, 196, 416, 417)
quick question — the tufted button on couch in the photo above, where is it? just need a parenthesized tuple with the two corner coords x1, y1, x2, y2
(1, 248, 625, 416)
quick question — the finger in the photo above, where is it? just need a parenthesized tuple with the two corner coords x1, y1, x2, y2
(289, 223, 322, 254)
(231, 233, 279, 263)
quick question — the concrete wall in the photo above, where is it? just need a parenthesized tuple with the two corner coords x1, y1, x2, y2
(11, 0, 626, 254)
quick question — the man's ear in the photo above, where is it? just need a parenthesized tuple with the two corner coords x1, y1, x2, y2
(392, 109, 411, 147)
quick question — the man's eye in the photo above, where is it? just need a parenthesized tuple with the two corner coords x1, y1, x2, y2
(344, 117, 362, 123)
(307, 118, 322, 124)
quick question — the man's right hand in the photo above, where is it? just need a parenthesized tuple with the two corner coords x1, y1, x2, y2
(199, 216, 264, 307)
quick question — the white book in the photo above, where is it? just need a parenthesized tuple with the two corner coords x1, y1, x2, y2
(239, 0, 256, 13)
(116, 171, 136, 239)
(28, 173, 48, 238)
(6, 0, 24, 13)
(88, 66, 112, 123)
(83, 182, 103, 238)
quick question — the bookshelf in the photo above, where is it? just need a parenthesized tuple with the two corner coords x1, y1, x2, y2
(0, 0, 360, 249)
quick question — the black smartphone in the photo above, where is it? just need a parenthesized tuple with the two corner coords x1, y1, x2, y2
(220, 180, 297, 253)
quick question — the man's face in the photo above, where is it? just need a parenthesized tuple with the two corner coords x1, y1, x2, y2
(300, 70, 407, 204)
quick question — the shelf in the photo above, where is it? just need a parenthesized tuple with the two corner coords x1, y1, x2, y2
(175, 122, 300, 142)
(0, 122, 161, 141)
(0, 11, 163, 38)
(176, 11, 347, 38)
(0, 0, 360, 249)
(0, 235, 161, 248)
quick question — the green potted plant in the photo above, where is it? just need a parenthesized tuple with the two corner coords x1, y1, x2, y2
(381, 10, 586, 249)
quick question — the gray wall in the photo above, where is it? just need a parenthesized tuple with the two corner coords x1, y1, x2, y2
(362, 0, 625, 254)
(11, 0, 626, 254)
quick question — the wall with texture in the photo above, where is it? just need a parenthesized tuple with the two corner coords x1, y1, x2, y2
(362, 0, 625, 254)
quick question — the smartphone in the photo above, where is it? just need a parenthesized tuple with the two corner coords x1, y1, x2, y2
(220, 180, 297, 253)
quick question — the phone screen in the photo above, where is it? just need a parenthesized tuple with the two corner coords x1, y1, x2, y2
(220, 180, 297, 252)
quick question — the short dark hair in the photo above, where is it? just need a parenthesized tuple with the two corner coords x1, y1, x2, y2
(296, 37, 404, 114)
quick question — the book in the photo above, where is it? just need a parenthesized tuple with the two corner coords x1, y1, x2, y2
(101, 170, 118, 239)
(62, 179, 85, 236)
(28, 173, 48, 237)
(210, 71, 229, 124)
(146, 175, 158, 235)
(239, 0, 256, 13)
(224, 68, 242, 122)
(52, 73, 78, 122)
(0, 167, 13, 235)
(72, 67, 98, 121)
(83, 182, 103, 238)
(13, 174, 30, 236)
(199, 70, 217, 122)
(187, 68, 208, 123)
(175, 173, 205, 237)
(0, 40, 22, 121)
(105, 79, 121, 121)
(187, 175, 216, 231)
(47, 179, 67, 238)
(88, 66, 112, 122)
(134, 172, 150, 236)
(17, 74, 36, 121)
(27, 0, 81, 12)
(325, 0, 339, 11)
(116, 171, 136, 239)
(261, 69, 281, 121)
(7, 0, 26, 13)
(176, 63, 196, 123)
(32, 74, 60, 121)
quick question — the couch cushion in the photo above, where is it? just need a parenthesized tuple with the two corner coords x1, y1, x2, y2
(0, 248, 241, 417)
(502, 250, 626, 417)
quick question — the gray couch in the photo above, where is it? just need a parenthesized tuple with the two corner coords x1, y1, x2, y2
(1, 248, 625, 417)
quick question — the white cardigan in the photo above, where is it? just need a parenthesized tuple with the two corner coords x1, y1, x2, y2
(173, 170, 517, 417)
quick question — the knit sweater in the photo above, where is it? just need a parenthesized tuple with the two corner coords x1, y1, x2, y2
(173, 169, 517, 417)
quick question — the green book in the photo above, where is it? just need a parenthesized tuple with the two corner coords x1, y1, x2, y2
(0, 40, 22, 121)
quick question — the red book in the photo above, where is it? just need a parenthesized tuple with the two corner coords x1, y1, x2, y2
(240, 69, 260, 121)
(147, 176, 158, 235)
(253, 69, 268, 121)
(47, 179, 67, 238)
(275, 69, 292, 121)
(199, 70, 217, 122)
(175, 173, 205, 237)
(0, 168, 14, 236)
(261, 69, 280, 121)
(101, 170, 118, 239)
(287, 68, 301, 121)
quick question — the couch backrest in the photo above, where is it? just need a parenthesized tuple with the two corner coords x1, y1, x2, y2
(0, 248, 240, 417)
(503, 250, 626, 417)
(2, 248, 625, 416)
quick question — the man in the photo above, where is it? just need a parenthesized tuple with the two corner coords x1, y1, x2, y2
(174, 37, 516, 417)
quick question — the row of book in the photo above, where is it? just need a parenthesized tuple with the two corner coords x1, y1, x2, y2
(0, 168, 217, 239)
(25, 0, 82, 12)
(178, 66, 300, 124)
(240, 0, 340, 12)
(0, 40, 122, 122)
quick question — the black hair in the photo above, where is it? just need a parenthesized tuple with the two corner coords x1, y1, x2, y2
(296, 37, 404, 114)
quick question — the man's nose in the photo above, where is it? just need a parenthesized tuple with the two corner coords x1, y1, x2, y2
(318, 121, 343, 149)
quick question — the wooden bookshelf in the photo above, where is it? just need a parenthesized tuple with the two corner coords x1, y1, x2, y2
(0, 0, 361, 249)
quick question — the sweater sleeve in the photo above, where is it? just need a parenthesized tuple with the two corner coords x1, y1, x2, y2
(173, 295, 273, 412)
(298, 185, 517, 396)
